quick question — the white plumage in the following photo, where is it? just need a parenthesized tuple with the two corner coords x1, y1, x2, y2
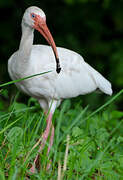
(8, 44, 112, 110)
(8, 6, 112, 172)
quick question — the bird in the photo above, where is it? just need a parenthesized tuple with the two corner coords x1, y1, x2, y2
(8, 6, 112, 173)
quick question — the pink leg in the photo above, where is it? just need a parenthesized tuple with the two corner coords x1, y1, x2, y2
(29, 112, 53, 173)
(46, 125, 55, 170)
(47, 125, 54, 154)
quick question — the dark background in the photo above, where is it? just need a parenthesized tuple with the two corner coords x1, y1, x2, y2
(0, 0, 123, 109)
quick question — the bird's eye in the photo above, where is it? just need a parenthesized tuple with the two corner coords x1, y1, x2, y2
(31, 14, 35, 18)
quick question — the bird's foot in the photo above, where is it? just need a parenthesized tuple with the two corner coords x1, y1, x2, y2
(28, 153, 40, 174)
(29, 165, 35, 174)
(29, 157, 52, 174)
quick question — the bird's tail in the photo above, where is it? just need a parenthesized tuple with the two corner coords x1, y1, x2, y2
(85, 62, 113, 95)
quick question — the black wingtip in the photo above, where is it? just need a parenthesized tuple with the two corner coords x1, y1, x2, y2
(56, 59, 61, 74)
(56, 67, 61, 73)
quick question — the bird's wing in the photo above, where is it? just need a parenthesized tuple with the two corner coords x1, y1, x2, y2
(46, 46, 112, 98)
(83, 62, 112, 96)
(30, 45, 112, 99)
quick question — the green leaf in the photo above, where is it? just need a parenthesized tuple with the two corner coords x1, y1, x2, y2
(12, 102, 27, 111)
(7, 127, 24, 154)
(111, 110, 123, 119)
(72, 126, 84, 137)
(118, 157, 123, 168)
(117, 136, 123, 144)
(7, 126, 23, 144)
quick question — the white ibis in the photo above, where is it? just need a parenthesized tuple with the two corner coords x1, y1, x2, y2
(8, 6, 112, 173)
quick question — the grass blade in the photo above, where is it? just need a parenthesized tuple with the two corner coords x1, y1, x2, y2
(85, 89, 123, 121)
(0, 168, 5, 180)
(0, 71, 52, 88)
(0, 117, 22, 135)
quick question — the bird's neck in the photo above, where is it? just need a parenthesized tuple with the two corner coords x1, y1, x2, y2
(19, 24, 34, 62)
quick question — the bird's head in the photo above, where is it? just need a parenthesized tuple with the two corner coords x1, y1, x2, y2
(22, 6, 46, 29)
(22, 6, 61, 73)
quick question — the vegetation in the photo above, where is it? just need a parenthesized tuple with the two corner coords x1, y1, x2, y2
(0, 86, 123, 179)
(0, 0, 123, 179)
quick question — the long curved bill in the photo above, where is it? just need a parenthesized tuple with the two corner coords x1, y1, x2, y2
(35, 19, 61, 73)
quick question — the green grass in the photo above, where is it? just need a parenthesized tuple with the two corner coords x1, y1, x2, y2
(0, 89, 123, 179)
